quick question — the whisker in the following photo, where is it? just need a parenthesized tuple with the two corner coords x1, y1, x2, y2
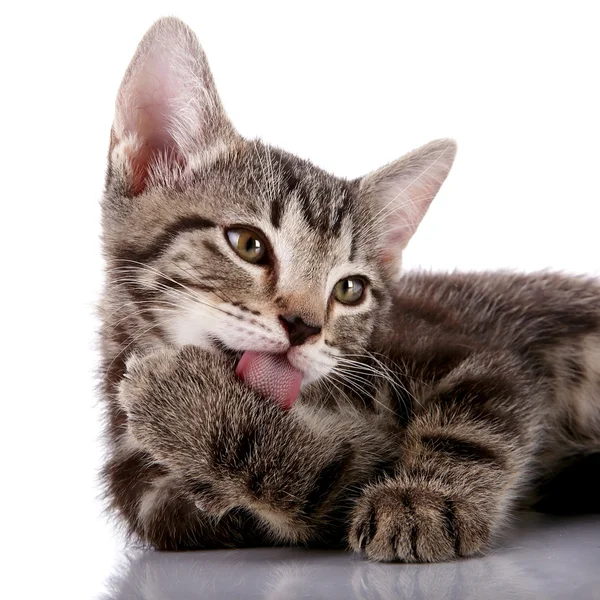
(321, 374, 353, 410)
(162, 255, 237, 306)
(329, 371, 396, 416)
(321, 349, 422, 413)
(111, 276, 225, 317)
(110, 262, 240, 320)
(102, 300, 183, 333)
(99, 298, 181, 323)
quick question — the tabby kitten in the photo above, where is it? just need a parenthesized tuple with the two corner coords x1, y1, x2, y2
(100, 17, 600, 562)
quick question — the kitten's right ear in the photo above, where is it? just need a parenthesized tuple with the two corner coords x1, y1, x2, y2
(110, 17, 237, 195)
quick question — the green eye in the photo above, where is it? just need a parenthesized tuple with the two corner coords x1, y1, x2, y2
(226, 227, 267, 264)
(333, 277, 366, 305)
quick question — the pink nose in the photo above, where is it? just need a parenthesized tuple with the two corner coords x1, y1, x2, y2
(279, 314, 322, 346)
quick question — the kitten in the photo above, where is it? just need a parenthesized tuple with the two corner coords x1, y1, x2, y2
(100, 17, 600, 561)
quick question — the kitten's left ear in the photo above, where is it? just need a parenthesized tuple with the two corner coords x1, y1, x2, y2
(358, 139, 457, 272)
(110, 17, 238, 195)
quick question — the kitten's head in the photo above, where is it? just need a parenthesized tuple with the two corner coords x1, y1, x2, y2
(103, 18, 456, 387)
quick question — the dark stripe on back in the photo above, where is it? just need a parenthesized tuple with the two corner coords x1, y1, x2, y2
(393, 296, 463, 329)
(536, 308, 599, 344)
(388, 343, 473, 385)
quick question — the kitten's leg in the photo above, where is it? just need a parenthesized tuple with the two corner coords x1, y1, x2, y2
(103, 447, 266, 550)
(109, 346, 396, 549)
(349, 352, 540, 562)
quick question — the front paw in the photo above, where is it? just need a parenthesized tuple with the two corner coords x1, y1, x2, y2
(349, 478, 493, 562)
(187, 410, 355, 543)
(118, 346, 353, 541)
(119, 347, 181, 413)
(118, 346, 238, 461)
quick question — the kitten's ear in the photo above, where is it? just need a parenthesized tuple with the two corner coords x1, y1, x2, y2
(358, 139, 457, 272)
(110, 17, 237, 195)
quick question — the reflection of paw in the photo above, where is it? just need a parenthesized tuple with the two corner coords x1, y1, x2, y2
(349, 478, 492, 562)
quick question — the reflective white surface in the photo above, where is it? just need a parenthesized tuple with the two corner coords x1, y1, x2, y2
(100, 513, 600, 600)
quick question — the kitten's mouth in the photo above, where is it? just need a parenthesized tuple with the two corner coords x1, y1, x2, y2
(210, 336, 304, 408)
(235, 351, 303, 409)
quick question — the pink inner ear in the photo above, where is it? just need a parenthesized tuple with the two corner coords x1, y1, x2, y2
(126, 120, 180, 196)
(380, 179, 440, 254)
(362, 140, 456, 264)
(116, 44, 192, 194)
(126, 137, 173, 196)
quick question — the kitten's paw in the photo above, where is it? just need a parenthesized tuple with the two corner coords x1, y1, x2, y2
(119, 347, 180, 412)
(118, 345, 235, 412)
(117, 345, 238, 454)
(349, 479, 492, 562)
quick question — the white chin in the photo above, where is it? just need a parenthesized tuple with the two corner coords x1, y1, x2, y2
(286, 352, 317, 385)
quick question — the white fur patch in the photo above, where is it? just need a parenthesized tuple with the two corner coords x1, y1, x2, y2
(138, 474, 179, 525)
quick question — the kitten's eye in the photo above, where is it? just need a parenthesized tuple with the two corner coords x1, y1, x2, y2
(333, 277, 366, 305)
(226, 227, 267, 264)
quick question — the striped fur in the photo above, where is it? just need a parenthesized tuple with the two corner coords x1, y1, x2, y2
(99, 18, 600, 562)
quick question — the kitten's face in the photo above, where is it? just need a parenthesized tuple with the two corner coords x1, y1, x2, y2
(103, 17, 455, 389)
(111, 143, 387, 385)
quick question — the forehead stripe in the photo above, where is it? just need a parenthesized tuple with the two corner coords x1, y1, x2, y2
(270, 195, 283, 229)
(331, 187, 352, 235)
(269, 152, 300, 228)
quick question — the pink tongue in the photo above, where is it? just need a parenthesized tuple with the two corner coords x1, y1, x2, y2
(236, 351, 303, 409)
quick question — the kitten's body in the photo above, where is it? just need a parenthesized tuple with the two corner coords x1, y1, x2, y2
(100, 18, 600, 561)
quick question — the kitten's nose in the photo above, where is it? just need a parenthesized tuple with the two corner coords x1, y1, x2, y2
(279, 314, 322, 346)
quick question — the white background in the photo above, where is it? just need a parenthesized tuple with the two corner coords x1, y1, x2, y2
(2, 1, 599, 597)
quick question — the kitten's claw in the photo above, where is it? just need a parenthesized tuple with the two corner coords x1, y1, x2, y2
(349, 479, 491, 562)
